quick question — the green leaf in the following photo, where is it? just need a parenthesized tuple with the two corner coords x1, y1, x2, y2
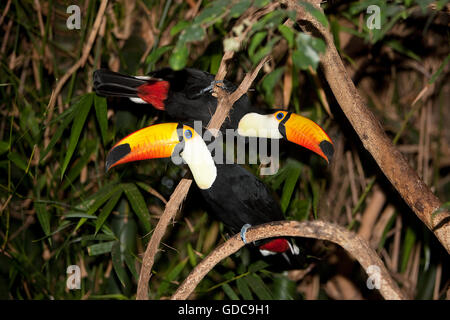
(299, 1, 329, 28)
(122, 183, 151, 232)
(248, 31, 267, 58)
(248, 260, 270, 273)
(0, 141, 9, 155)
(251, 36, 280, 65)
(95, 188, 123, 234)
(193, 1, 227, 24)
(187, 242, 197, 267)
(400, 227, 416, 273)
(40, 108, 76, 162)
(124, 249, 139, 281)
(64, 213, 98, 219)
(386, 40, 421, 62)
(261, 67, 284, 104)
(61, 93, 94, 179)
(310, 179, 320, 219)
(157, 258, 187, 297)
(94, 95, 108, 145)
(179, 25, 206, 43)
(290, 198, 311, 221)
(222, 283, 239, 300)
(8, 152, 28, 173)
(236, 277, 253, 299)
(146, 45, 173, 67)
(87, 241, 115, 256)
(170, 21, 190, 36)
(278, 25, 294, 47)
(35, 202, 51, 237)
(245, 274, 273, 300)
(74, 183, 121, 231)
(169, 45, 189, 70)
(229, 0, 251, 18)
(61, 140, 97, 190)
(293, 33, 326, 70)
(272, 275, 296, 300)
(112, 241, 128, 287)
(252, 11, 286, 33)
(254, 0, 270, 8)
(280, 161, 302, 213)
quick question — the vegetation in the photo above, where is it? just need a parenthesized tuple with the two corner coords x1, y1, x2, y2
(0, 0, 448, 300)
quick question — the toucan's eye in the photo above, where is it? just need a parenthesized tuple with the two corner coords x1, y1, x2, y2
(276, 112, 285, 120)
(184, 129, 193, 139)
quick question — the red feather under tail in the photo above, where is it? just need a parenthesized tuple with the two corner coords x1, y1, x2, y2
(137, 80, 169, 110)
(259, 238, 290, 253)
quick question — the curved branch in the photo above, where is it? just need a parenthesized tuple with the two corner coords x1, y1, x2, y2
(284, 0, 450, 253)
(172, 220, 408, 300)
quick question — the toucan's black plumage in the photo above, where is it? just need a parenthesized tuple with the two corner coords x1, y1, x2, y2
(199, 162, 301, 259)
(200, 163, 283, 232)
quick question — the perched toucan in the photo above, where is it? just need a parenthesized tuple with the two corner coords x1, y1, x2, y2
(105, 121, 332, 258)
(93, 68, 334, 163)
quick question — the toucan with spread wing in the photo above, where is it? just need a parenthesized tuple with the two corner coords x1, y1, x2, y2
(105, 121, 332, 258)
(93, 68, 334, 163)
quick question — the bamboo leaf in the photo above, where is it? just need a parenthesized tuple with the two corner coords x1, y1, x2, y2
(280, 161, 302, 213)
(245, 274, 273, 300)
(95, 188, 123, 234)
(236, 277, 253, 300)
(222, 283, 239, 300)
(87, 241, 115, 256)
(400, 227, 416, 273)
(112, 241, 128, 287)
(124, 249, 139, 281)
(74, 183, 121, 231)
(35, 202, 51, 238)
(94, 95, 108, 145)
(40, 109, 76, 162)
(61, 93, 94, 179)
(157, 258, 187, 297)
(122, 183, 151, 232)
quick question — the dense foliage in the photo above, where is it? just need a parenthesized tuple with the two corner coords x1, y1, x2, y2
(0, 0, 448, 299)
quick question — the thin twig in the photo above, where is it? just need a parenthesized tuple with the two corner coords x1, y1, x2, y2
(172, 220, 407, 300)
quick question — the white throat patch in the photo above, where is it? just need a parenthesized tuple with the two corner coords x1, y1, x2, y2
(181, 135, 217, 190)
(237, 113, 283, 139)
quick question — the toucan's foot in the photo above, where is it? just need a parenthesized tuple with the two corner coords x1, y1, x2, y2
(192, 80, 226, 98)
(240, 224, 252, 244)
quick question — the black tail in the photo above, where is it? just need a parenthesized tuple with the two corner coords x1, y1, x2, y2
(93, 69, 148, 98)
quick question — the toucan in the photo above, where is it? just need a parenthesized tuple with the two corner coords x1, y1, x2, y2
(105, 121, 332, 258)
(93, 68, 334, 163)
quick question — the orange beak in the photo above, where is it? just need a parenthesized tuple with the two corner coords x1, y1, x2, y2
(106, 123, 181, 171)
(281, 113, 334, 163)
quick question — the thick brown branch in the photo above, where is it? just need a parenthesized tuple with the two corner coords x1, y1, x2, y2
(172, 220, 408, 300)
(285, 0, 450, 253)
(136, 53, 270, 299)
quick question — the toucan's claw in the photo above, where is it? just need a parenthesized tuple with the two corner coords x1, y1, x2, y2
(192, 80, 226, 98)
(240, 224, 252, 244)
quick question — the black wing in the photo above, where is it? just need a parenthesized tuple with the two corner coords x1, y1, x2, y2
(200, 164, 284, 234)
